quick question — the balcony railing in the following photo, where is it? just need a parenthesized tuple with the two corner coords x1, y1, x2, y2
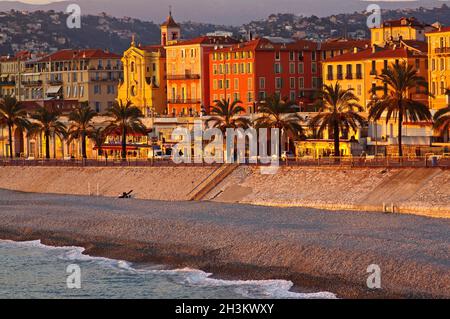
(345, 73, 353, 80)
(21, 80, 43, 86)
(356, 73, 363, 79)
(0, 81, 15, 86)
(49, 80, 63, 85)
(435, 47, 450, 54)
(370, 70, 377, 76)
(168, 99, 201, 104)
(167, 74, 201, 80)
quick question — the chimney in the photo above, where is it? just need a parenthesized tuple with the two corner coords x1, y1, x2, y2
(372, 45, 377, 54)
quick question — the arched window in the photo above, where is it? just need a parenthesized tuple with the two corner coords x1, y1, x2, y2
(130, 62, 135, 73)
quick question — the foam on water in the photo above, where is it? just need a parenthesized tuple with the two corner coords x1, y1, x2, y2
(0, 240, 337, 299)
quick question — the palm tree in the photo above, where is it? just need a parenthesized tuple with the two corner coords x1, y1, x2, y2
(433, 89, 450, 142)
(310, 83, 366, 158)
(0, 96, 30, 158)
(206, 99, 251, 132)
(68, 102, 97, 159)
(31, 106, 66, 159)
(89, 127, 108, 158)
(105, 100, 146, 160)
(368, 61, 432, 157)
(254, 94, 304, 154)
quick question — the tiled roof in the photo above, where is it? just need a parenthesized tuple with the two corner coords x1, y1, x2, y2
(401, 40, 427, 53)
(381, 17, 428, 28)
(319, 39, 370, 51)
(426, 26, 450, 34)
(211, 37, 319, 53)
(161, 15, 179, 28)
(169, 36, 239, 46)
(39, 49, 120, 62)
(323, 46, 422, 63)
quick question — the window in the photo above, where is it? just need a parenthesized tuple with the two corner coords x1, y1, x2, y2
(80, 86, 84, 97)
(298, 62, 304, 74)
(218, 80, 223, 89)
(289, 63, 295, 74)
(290, 77, 296, 89)
(357, 84, 362, 96)
(234, 78, 239, 90)
(246, 63, 252, 74)
(312, 77, 318, 89)
(259, 77, 266, 90)
(290, 91, 296, 101)
(258, 91, 266, 101)
(233, 92, 239, 101)
(312, 62, 317, 74)
(213, 80, 218, 90)
(213, 65, 218, 75)
(94, 85, 101, 94)
(247, 92, 253, 103)
(275, 77, 283, 89)
(275, 51, 281, 61)
(233, 64, 238, 74)
(441, 81, 446, 95)
(298, 77, 304, 89)
(274, 63, 282, 74)
(327, 65, 333, 80)
(415, 59, 420, 71)
(95, 102, 101, 113)
(225, 79, 230, 89)
(311, 51, 317, 61)
(289, 51, 295, 61)
(248, 78, 253, 90)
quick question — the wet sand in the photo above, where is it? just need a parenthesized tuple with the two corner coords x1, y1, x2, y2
(0, 189, 449, 299)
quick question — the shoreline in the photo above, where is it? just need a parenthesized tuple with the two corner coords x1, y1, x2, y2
(0, 189, 448, 299)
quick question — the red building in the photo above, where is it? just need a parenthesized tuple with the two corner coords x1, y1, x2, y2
(209, 37, 325, 113)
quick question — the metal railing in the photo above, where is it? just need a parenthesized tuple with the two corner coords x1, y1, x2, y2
(1, 156, 449, 168)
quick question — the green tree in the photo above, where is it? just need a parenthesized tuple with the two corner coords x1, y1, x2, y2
(0, 96, 30, 158)
(30, 106, 66, 159)
(310, 83, 366, 157)
(206, 99, 251, 132)
(89, 127, 108, 158)
(105, 100, 146, 160)
(368, 61, 432, 157)
(68, 102, 97, 159)
(254, 94, 305, 154)
(433, 89, 450, 142)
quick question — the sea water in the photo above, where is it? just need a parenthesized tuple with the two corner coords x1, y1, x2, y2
(0, 240, 336, 299)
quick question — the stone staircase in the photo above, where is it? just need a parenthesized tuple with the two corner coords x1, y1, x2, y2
(188, 164, 238, 201)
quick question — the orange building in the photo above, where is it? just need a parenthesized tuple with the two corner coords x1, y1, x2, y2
(165, 36, 238, 117)
(209, 38, 322, 113)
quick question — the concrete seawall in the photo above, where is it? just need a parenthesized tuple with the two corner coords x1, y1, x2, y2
(0, 165, 448, 218)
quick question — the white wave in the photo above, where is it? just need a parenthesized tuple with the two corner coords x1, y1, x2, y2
(0, 240, 337, 299)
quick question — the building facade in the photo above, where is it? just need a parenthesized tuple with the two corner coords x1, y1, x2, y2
(118, 40, 167, 116)
(426, 26, 450, 111)
(209, 38, 322, 113)
(370, 17, 435, 46)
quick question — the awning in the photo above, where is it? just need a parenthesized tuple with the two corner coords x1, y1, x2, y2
(46, 86, 62, 94)
(93, 145, 146, 151)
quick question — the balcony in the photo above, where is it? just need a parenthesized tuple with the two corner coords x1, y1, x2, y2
(0, 80, 15, 86)
(435, 47, 450, 54)
(345, 73, 353, 80)
(21, 80, 43, 86)
(167, 74, 201, 80)
(168, 99, 201, 104)
(370, 70, 377, 76)
(49, 80, 63, 85)
(356, 73, 363, 79)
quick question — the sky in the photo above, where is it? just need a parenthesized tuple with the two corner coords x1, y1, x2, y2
(0, 0, 447, 25)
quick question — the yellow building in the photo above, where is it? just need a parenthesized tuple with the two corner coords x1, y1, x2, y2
(371, 17, 435, 47)
(322, 40, 431, 151)
(118, 39, 167, 116)
(426, 26, 450, 111)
